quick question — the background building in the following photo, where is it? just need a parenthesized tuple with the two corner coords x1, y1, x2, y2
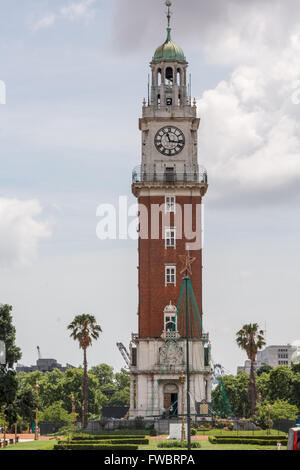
(237, 344, 297, 373)
(17, 358, 74, 373)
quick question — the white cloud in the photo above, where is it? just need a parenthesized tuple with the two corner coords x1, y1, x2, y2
(198, 39, 300, 202)
(31, 13, 57, 32)
(61, 0, 96, 21)
(0, 199, 52, 268)
(31, 0, 96, 31)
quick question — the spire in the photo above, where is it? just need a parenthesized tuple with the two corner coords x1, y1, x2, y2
(165, 0, 172, 42)
(152, 1, 186, 64)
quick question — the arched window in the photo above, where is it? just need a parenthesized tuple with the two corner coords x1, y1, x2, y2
(165, 316, 176, 331)
(166, 67, 173, 84)
(177, 69, 181, 86)
(163, 302, 177, 335)
(157, 69, 162, 86)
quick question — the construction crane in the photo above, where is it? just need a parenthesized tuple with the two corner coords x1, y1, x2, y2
(37, 346, 42, 360)
(116, 343, 130, 369)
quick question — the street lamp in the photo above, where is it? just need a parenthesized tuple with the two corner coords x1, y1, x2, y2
(34, 380, 40, 440)
(179, 372, 186, 442)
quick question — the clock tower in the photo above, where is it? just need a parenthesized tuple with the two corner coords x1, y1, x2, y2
(129, 2, 211, 420)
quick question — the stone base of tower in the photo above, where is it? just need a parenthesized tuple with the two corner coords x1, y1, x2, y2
(129, 335, 212, 419)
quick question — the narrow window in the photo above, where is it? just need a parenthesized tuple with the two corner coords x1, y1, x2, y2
(165, 228, 176, 248)
(165, 266, 176, 286)
(165, 196, 176, 213)
(131, 348, 137, 366)
(166, 67, 173, 83)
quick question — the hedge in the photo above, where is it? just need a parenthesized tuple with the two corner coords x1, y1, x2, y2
(157, 441, 201, 449)
(54, 444, 139, 451)
(209, 436, 287, 446)
(71, 435, 145, 441)
(210, 434, 287, 441)
(58, 439, 149, 445)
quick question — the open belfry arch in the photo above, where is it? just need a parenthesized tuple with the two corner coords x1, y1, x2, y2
(129, 1, 212, 420)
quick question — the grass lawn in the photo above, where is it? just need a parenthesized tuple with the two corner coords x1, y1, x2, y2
(1, 440, 58, 451)
(139, 438, 286, 451)
(1, 429, 287, 451)
(0, 438, 285, 451)
(140, 429, 288, 451)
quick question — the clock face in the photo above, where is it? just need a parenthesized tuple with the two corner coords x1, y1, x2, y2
(155, 126, 185, 156)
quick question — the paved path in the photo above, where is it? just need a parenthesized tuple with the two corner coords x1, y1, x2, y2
(0, 434, 53, 441)
(151, 435, 209, 441)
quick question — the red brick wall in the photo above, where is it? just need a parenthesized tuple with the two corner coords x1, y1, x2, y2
(138, 194, 203, 338)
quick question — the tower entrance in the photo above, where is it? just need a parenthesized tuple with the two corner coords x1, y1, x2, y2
(164, 383, 178, 417)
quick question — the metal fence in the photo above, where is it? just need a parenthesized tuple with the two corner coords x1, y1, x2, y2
(132, 167, 208, 185)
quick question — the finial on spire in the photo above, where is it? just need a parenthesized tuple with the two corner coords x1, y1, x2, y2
(165, 0, 172, 41)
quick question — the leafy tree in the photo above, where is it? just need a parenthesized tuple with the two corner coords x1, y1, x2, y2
(115, 368, 130, 391)
(15, 386, 38, 424)
(109, 388, 130, 407)
(291, 362, 300, 374)
(0, 305, 22, 369)
(236, 324, 266, 416)
(256, 372, 271, 401)
(255, 399, 299, 429)
(271, 399, 299, 421)
(17, 367, 108, 422)
(0, 305, 22, 425)
(90, 364, 114, 386)
(256, 365, 272, 376)
(39, 401, 73, 425)
(268, 366, 293, 402)
(68, 314, 102, 428)
(100, 382, 117, 399)
(60, 368, 108, 418)
(291, 373, 300, 409)
(212, 372, 250, 418)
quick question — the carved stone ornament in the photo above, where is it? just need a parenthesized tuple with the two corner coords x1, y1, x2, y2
(159, 340, 184, 366)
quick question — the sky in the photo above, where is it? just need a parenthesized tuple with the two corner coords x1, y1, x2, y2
(0, 0, 300, 374)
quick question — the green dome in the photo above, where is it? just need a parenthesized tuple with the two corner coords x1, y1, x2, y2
(152, 2, 186, 63)
(153, 34, 186, 63)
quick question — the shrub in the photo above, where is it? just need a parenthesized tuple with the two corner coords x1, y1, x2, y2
(134, 416, 145, 429)
(54, 444, 139, 450)
(58, 438, 149, 445)
(149, 428, 157, 436)
(157, 440, 201, 449)
(71, 434, 145, 440)
(208, 436, 287, 446)
(191, 428, 197, 436)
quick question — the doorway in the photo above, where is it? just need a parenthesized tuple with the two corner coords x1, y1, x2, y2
(164, 387, 178, 417)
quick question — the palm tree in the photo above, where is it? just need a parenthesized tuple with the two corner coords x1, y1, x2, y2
(236, 324, 265, 417)
(68, 314, 102, 428)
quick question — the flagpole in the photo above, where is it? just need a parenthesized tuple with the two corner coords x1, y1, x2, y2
(184, 271, 191, 451)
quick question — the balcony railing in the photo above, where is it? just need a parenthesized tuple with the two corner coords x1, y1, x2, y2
(132, 166, 208, 185)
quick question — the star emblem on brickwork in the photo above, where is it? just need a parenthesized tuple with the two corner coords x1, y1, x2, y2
(179, 251, 196, 276)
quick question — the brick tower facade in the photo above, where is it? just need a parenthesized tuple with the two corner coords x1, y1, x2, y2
(129, 2, 212, 419)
